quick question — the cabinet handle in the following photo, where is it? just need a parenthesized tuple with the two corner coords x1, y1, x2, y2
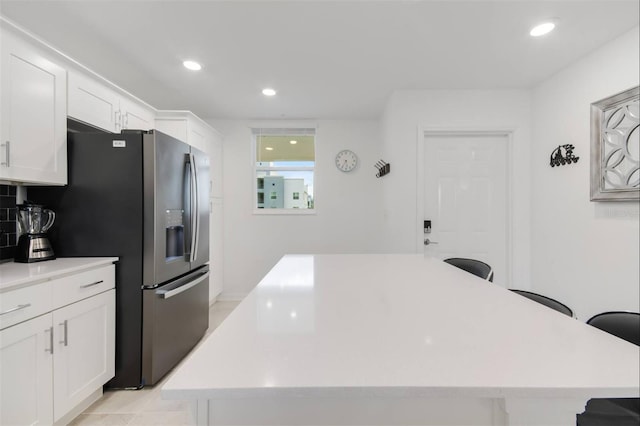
(59, 320, 68, 346)
(80, 280, 104, 289)
(45, 327, 54, 354)
(1, 141, 9, 167)
(0, 303, 31, 316)
(115, 110, 121, 130)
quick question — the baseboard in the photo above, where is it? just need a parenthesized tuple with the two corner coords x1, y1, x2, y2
(215, 292, 246, 302)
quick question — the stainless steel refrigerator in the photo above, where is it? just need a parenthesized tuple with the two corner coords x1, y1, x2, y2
(30, 127, 210, 388)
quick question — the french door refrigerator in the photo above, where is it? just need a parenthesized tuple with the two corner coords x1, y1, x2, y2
(30, 128, 210, 388)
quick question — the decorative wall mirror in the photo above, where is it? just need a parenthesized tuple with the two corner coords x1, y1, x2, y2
(590, 86, 639, 201)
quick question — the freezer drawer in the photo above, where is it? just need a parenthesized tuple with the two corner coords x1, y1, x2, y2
(142, 266, 209, 386)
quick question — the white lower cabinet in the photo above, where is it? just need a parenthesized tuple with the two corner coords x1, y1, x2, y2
(0, 262, 116, 425)
(52, 290, 115, 422)
(0, 314, 54, 426)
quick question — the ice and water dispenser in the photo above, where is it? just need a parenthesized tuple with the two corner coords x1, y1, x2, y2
(165, 209, 185, 260)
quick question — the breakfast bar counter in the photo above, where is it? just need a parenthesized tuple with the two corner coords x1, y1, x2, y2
(162, 254, 639, 425)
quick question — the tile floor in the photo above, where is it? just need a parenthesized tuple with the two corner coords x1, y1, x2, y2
(69, 300, 240, 426)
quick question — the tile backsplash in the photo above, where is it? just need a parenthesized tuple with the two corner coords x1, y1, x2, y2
(1, 185, 18, 260)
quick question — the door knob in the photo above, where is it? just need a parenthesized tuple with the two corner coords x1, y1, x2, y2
(424, 238, 439, 246)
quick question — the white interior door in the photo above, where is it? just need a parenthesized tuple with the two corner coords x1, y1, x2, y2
(422, 133, 510, 287)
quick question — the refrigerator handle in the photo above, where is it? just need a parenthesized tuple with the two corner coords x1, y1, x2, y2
(188, 153, 199, 263)
(156, 271, 209, 299)
(194, 154, 200, 262)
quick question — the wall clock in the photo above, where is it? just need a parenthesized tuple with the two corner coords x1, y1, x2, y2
(335, 149, 358, 172)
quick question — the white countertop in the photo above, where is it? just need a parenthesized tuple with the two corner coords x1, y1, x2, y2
(163, 254, 640, 402)
(0, 257, 118, 292)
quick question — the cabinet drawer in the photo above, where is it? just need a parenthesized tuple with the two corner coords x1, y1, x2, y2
(0, 281, 53, 330)
(52, 265, 115, 309)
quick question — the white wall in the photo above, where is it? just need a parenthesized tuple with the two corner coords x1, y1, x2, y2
(530, 26, 640, 321)
(209, 119, 385, 299)
(380, 89, 532, 289)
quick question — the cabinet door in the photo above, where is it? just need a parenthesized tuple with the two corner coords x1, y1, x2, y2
(120, 97, 155, 131)
(188, 121, 208, 152)
(67, 70, 119, 132)
(52, 290, 115, 422)
(155, 117, 188, 143)
(0, 314, 54, 426)
(0, 30, 67, 185)
(210, 130, 224, 198)
(210, 198, 224, 299)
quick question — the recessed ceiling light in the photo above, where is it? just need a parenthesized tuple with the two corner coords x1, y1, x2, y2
(265, 147, 274, 151)
(289, 140, 297, 145)
(530, 22, 555, 37)
(262, 88, 277, 96)
(183, 60, 202, 71)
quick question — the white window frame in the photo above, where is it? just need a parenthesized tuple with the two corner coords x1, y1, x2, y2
(252, 127, 317, 215)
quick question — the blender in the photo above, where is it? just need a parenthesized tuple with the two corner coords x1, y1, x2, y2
(15, 202, 56, 263)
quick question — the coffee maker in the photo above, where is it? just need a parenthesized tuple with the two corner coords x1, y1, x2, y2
(15, 202, 56, 263)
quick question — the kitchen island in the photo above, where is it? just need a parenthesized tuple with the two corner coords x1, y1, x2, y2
(162, 254, 639, 425)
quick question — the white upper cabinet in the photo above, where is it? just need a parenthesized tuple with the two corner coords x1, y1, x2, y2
(155, 111, 223, 198)
(119, 95, 155, 131)
(0, 27, 67, 185)
(210, 130, 223, 199)
(68, 69, 155, 133)
(67, 70, 120, 132)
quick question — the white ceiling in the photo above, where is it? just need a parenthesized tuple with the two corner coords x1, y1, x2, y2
(1, 1, 638, 120)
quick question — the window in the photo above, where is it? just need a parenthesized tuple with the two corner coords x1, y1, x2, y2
(253, 128, 315, 212)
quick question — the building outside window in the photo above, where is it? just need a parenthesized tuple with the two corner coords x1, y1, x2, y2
(253, 128, 315, 212)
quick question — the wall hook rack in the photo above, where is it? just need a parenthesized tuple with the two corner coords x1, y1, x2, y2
(550, 144, 579, 167)
(375, 160, 391, 178)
